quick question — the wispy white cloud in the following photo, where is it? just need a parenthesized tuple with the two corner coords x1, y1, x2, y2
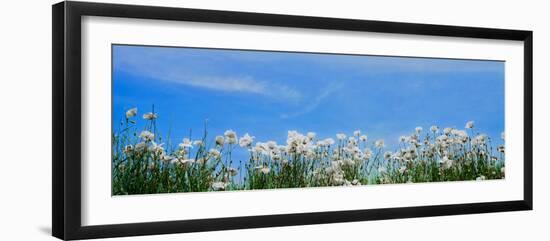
(113, 47, 302, 102)
(165, 75, 265, 94)
(280, 83, 343, 119)
(159, 74, 302, 102)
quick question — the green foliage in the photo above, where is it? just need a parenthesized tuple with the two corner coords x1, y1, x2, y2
(112, 108, 505, 195)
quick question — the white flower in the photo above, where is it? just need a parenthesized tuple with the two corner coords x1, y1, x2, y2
(359, 135, 368, 142)
(286, 131, 308, 152)
(465, 121, 475, 129)
(415, 126, 423, 133)
(439, 156, 454, 169)
(436, 134, 448, 142)
(224, 129, 237, 139)
(430, 125, 439, 133)
(179, 138, 193, 149)
(399, 135, 408, 143)
(363, 148, 373, 159)
(375, 139, 385, 148)
(342, 158, 355, 166)
(353, 130, 361, 137)
(324, 138, 335, 146)
(399, 166, 407, 174)
(331, 173, 345, 185)
(135, 142, 147, 152)
(336, 133, 346, 140)
(384, 151, 392, 160)
(452, 129, 468, 137)
(453, 130, 468, 142)
(139, 130, 154, 142)
(497, 145, 505, 153)
(255, 166, 270, 174)
(471, 134, 487, 146)
(228, 138, 237, 145)
(239, 133, 255, 148)
(161, 155, 172, 163)
(212, 182, 227, 191)
(193, 140, 204, 146)
(224, 130, 238, 144)
(287, 130, 299, 139)
(347, 137, 358, 146)
(271, 151, 283, 161)
(209, 148, 221, 158)
(266, 141, 278, 150)
(215, 135, 224, 147)
(252, 142, 265, 155)
(142, 112, 158, 120)
(174, 158, 195, 169)
(307, 132, 316, 140)
(123, 144, 133, 154)
(149, 142, 164, 156)
(125, 107, 137, 118)
(443, 127, 453, 135)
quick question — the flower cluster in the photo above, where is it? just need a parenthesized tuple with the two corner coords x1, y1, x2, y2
(112, 107, 505, 195)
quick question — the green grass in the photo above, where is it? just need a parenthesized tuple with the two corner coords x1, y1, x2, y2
(112, 108, 505, 195)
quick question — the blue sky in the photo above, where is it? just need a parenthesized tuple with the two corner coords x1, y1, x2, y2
(112, 44, 504, 161)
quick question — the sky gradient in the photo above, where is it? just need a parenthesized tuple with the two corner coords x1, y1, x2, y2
(112, 44, 505, 161)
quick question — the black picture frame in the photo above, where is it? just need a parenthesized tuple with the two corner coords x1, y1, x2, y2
(52, 1, 533, 240)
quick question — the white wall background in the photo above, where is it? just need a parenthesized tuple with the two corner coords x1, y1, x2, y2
(0, 0, 547, 240)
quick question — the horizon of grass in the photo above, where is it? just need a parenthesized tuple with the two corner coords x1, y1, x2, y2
(112, 106, 505, 195)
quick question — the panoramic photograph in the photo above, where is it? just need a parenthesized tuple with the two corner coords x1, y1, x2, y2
(111, 44, 505, 195)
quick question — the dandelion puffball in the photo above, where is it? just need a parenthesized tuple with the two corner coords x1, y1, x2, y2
(260, 166, 270, 174)
(125, 107, 137, 118)
(143, 112, 158, 120)
(179, 138, 193, 148)
(224, 129, 237, 139)
(139, 130, 154, 142)
(375, 140, 385, 148)
(224, 129, 238, 144)
(239, 133, 255, 148)
(209, 149, 221, 158)
(215, 135, 224, 147)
